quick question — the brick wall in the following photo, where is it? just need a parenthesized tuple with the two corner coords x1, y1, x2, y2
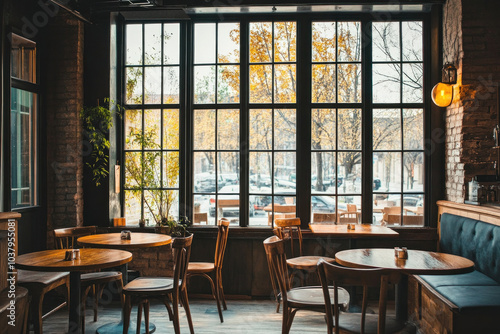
(444, 0, 500, 202)
(45, 11, 84, 234)
(128, 244, 174, 276)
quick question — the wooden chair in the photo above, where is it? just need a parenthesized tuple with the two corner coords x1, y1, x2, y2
(312, 213, 336, 224)
(267, 204, 296, 225)
(0, 286, 30, 334)
(381, 206, 401, 224)
(53, 226, 123, 332)
(122, 234, 194, 334)
(317, 259, 402, 334)
(263, 236, 350, 334)
(187, 218, 229, 322)
(338, 204, 359, 224)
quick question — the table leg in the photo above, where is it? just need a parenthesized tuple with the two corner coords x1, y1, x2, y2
(68, 272, 82, 334)
(395, 274, 408, 321)
(121, 263, 129, 284)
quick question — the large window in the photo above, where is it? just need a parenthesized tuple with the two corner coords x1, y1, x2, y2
(121, 15, 428, 228)
(123, 23, 181, 226)
(10, 34, 38, 209)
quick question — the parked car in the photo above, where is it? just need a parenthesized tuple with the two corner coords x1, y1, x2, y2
(209, 185, 255, 217)
(194, 173, 225, 193)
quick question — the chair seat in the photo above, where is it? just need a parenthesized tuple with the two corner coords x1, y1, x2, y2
(81, 271, 122, 286)
(336, 311, 403, 334)
(17, 269, 69, 287)
(288, 286, 350, 311)
(286, 256, 335, 271)
(123, 277, 180, 295)
(188, 262, 215, 274)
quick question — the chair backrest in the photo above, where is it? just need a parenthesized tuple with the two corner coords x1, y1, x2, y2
(317, 259, 400, 334)
(172, 234, 194, 293)
(347, 204, 357, 212)
(382, 206, 401, 223)
(214, 219, 230, 269)
(402, 215, 424, 226)
(274, 217, 302, 257)
(312, 212, 336, 224)
(263, 236, 291, 304)
(53, 226, 97, 249)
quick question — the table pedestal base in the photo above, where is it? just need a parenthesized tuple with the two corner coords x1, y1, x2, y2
(96, 321, 156, 334)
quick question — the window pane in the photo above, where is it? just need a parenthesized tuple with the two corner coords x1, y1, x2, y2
(312, 152, 336, 194)
(274, 109, 296, 150)
(125, 152, 142, 189)
(403, 152, 424, 192)
(373, 64, 400, 103)
(312, 109, 336, 150)
(312, 64, 336, 103)
(219, 152, 240, 187)
(194, 152, 216, 193)
(163, 109, 179, 149)
(338, 196, 361, 224)
(218, 65, 240, 103)
(372, 22, 400, 61)
(194, 109, 215, 150)
(250, 152, 272, 192)
(312, 22, 336, 62)
(163, 67, 179, 104)
(126, 24, 142, 66)
(195, 23, 216, 64)
(338, 64, 361, 103)
(274, 22, 296, 62)
(402, 21, 423, 61)
(144, 24, 162, 65)
(194, 194, 214, 225)
(274, 152, 296, 194)
(11, 34, 36, 83)
(163, 152, 179, 188)
(11, 88, 36, 208)
(250, 22, 272, 63)
(373, 109, 401, 150)
(194, 66, 216, 104)
(338, 152, 361, 194)
(164, 23, 180, 65)
(249, 195, 270, 226)
(403, 63, 423, 103)
(338, 109, 361, 150)
(125, 109, 142, 150)
(126, 67, 143, 104)
(143, 152, 161, 188)
(144, 67, 161, 104)
(403, 196, 424, 226)
(125, 190, 142, 224)
(218, 23, 240, 63)
(403, 109, 423, 150)
(249, 65, 272, 103)
(144, 109, 161, 149)
(250, 109, 272, 150)
(218, 109, 240, 150)
(311, 195, 336, 218)
(144, 190, 179, 224)
(274, 64, 296, 103)
(373, 152, 401, 192)
(337, 22, 361, 62)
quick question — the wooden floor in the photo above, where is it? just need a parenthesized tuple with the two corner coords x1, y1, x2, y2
(40, 298, 416, 334)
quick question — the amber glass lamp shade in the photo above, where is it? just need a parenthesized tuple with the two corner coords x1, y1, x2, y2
(431, 82, 453, 107)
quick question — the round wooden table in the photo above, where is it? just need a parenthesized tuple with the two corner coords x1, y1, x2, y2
(16, 248, 132, 334)
(77, 233, 171, 334)
(335, 248, 475, 320)
(77, 232, 171, 250)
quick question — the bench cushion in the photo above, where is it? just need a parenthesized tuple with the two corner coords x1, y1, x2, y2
(440, 213, 500, 283)
(419, 270, 499, 288)
(434, 285, 500, 311)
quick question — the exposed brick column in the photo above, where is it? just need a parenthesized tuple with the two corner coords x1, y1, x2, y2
(444, 0, 500, 202)
(45, 11, 84, 236)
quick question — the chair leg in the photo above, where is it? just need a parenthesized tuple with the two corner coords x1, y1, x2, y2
(208, 273, 223, 323)
(95, 284, 106, 322)
(136, 301, 143, 334)
(122, 295, 132, 334)
(144, 300, 150, 334)
(170, 294, 181, 334)
(181, 287, 195, 334)
(217, 269, 227, 311)
(30, 292, 44, 334)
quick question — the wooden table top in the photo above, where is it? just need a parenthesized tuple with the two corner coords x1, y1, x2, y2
(16, 248, 132, 272)
(335, 248, 475, 275)
(309, 224, 399, 238)
(77, 232, 171, 249)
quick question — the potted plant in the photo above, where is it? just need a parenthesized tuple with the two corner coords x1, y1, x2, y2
(155, 216, 192, 237)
